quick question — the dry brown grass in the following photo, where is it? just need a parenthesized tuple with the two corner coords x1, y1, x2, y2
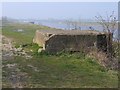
(87, 48, 118, 70)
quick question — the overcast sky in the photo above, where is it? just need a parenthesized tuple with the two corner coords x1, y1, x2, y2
(2, 2, 118, 20)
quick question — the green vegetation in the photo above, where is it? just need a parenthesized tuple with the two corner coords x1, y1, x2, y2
(2, 53, 118, 88)
(2, 22, 118, 88)
(2, 23, 56, 45)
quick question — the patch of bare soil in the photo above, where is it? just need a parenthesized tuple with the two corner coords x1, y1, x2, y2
(2, 35, 32, 60)
(2, 35, 31, 88)
(3, 63, 28, 88)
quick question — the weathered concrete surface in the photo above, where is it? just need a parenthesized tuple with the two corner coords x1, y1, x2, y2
(33, 29, 109, 53)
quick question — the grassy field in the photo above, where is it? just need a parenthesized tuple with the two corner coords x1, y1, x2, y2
(2, 22, 118, 88)
(2, 22, 56, 45)
(2, 53, 118, 88)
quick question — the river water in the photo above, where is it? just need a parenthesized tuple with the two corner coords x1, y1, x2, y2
(39, 21, 103, 31)
(36, 21, 118, 38)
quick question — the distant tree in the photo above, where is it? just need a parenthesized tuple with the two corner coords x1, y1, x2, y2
(65, 19, 72, 30)
(89, 26, 95, 30)
(65, 19, 81, 30)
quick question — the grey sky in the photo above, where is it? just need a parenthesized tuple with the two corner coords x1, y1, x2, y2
(2, 2, 118, 20)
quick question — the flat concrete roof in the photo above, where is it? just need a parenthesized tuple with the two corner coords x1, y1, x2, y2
(37, 29, 105, 35)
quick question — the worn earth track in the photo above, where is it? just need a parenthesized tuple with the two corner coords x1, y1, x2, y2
(2, 35, 28, 88)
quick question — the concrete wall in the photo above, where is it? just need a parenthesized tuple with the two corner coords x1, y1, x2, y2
(33, 30, 109, 53)
(33, 31, 47, 47)
(44, 34, 107, 53)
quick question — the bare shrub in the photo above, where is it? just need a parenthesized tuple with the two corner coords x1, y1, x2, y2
(94, 11, 118, 69)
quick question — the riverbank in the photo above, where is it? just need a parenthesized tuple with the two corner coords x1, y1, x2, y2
(2, 22, 118, 88)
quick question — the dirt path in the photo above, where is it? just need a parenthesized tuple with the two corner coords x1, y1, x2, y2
(2, 35, 29, 88)
(2, 35, 14, 60)
(2, 35, 32, 60)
